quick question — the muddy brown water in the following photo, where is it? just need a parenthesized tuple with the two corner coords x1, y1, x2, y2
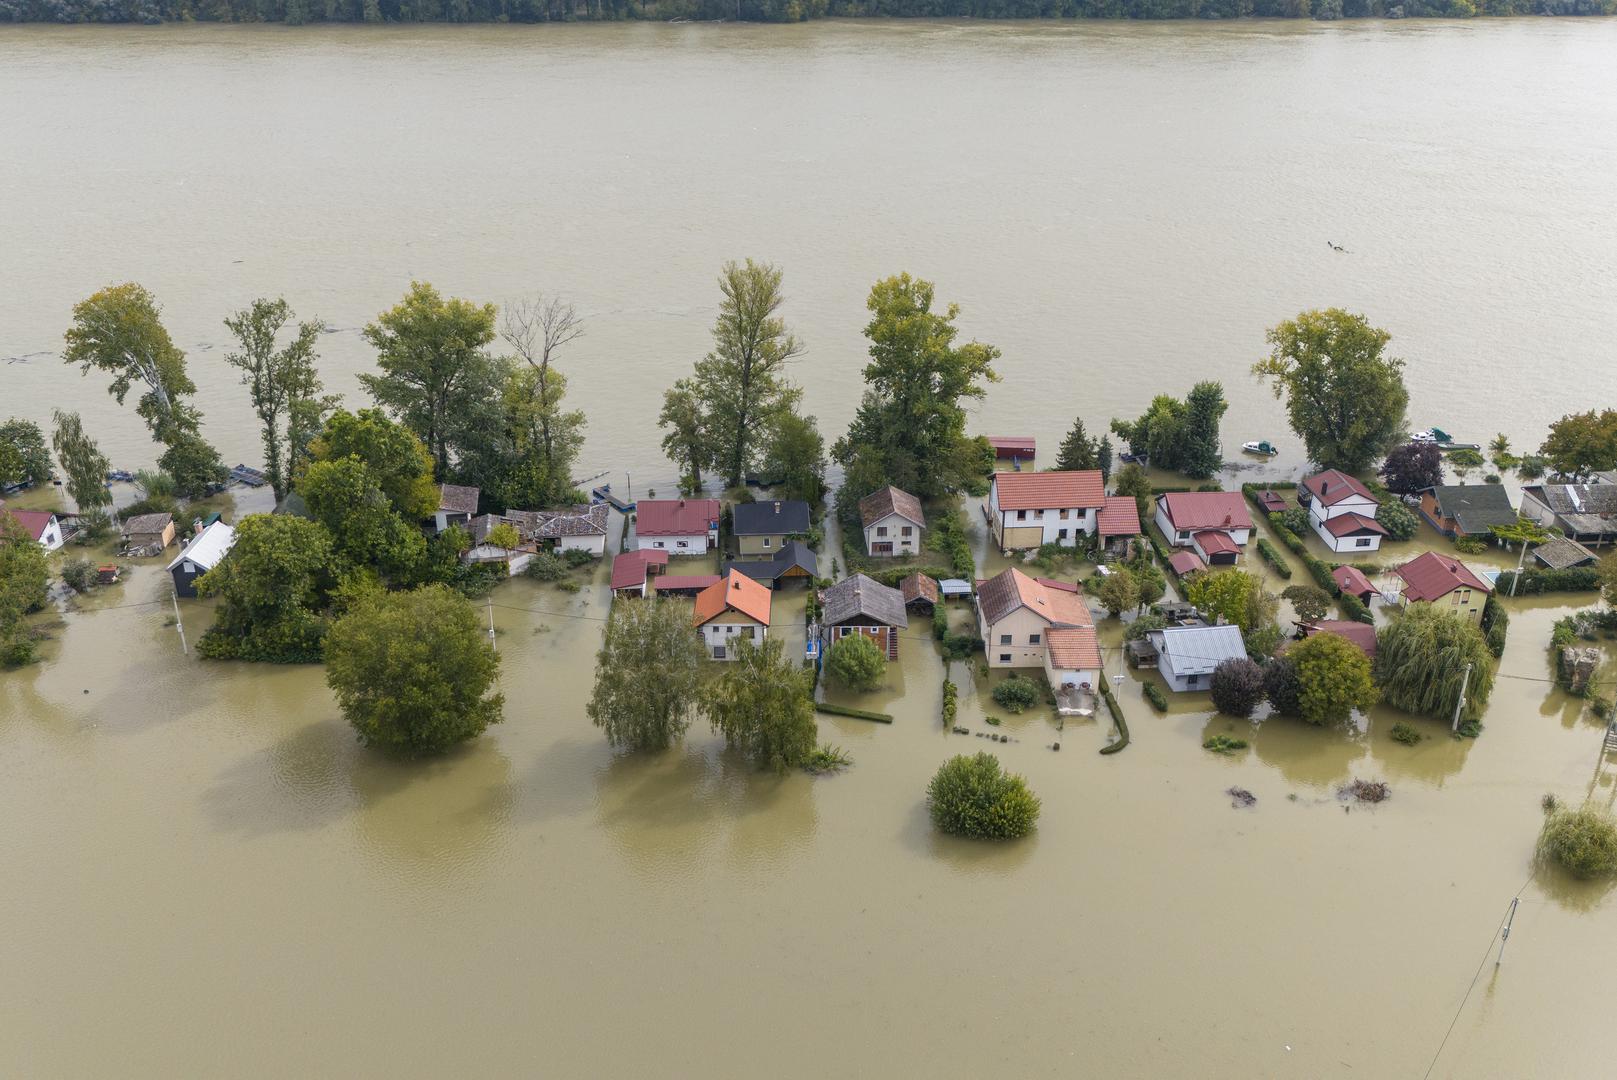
(5, 18, 1617, 1078)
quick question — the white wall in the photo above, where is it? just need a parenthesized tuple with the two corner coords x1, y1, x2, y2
(699, 621, 765, 660)
(637, 533, 709, 554)
(557, 534, 606, 556)
(863, 513, 922, 556)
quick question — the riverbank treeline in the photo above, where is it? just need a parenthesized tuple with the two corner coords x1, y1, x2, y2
(5, 0, 1614, 28)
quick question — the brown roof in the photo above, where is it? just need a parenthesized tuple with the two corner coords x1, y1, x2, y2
(1168, 550, 1207, 577)
(611, 549, 668, 591)
(1323, 512, 1388, 538)
(652, 574, 721, 593)
(693, 569, 772, 627)
(1332, 565, 1376, 599)
(637, 498, 721, 537)
(510, 504, 608, 539)
(120, 512, 173, 536)
(1395, 551, 1492, 602)
(1046, 625, 1103, 671)
(1303, 620, 1378, 659)
(1533, 537, 1598, 571)
(823, 573, 909, 629)
(993, 470, 1105, 511)
(1193, 529, 1239, 556)
(1157, 491, 1253, 532)
(899, 572, 940, 607)
(1097, 495, 1142, 537)
(438, 484, 479, 514)
(977, 567, 1092, 628)
(1302, 470, 1377, 508)
(858, 486, 924, 529)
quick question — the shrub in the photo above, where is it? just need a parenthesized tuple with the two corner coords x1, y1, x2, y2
(60, 558, 97, 592)
(1375, 500, 1418, 541)
(1289, 630, 1377, 725)
(1280, 506, 1310, 537)
(1256, 538, 1292, 578)
(1340, 589, 1373, 625)
(72, 510, 114, 546)
(1495, 567, 1601, 595)
(563, 547, 596, 567)
(1538, 807, 1617, 879)
(927, 510, 975, 579)
(1281, 584, 1332, 625)
(941, 678, 958, 727)
(1264, 656, 1303, 717)
(1389, 721, 1422, 745)
(826, 633, 886, 691)
(1454, 535, 1487, 555)
(1210, 657, 1266, 718)
(1125, 612, 1166, 642)
(1481, 595, 1509, 658)
(803, 744, 852, 774)
(992, 675, 1041, 714)
(812, 702, 893, 724)
(1267, 512, 1309, 556)
(119, 493, 181, 523)
(452, 562, 505, 598)
(524, 552, 567, 581)
(931, 603, 947, 641)
(1202, 734, 1249, 753)
(1098, 682, 1130, 755)
(1591, 696, 1613, 721)
(1143, 681, 1168, 712)
(941, 633, 983, 660)
(926, 753, 1040, 840)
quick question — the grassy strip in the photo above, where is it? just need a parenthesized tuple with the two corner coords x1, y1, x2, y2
(1255, 537, 1293, 579)
(814, 701, 894, 724)
(1098, 682, 1130, 755)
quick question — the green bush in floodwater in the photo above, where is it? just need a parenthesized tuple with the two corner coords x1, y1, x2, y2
(991, 675, 1040, 714)
(927, 752, 1040, 841)
(1389, 722, 1423, 746)
(1538, 807, 1617, 880)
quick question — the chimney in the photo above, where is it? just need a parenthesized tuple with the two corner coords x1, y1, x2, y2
(774, 501, 781, 515)
(1321, 479, 1330, 495)
(678, 498, 685, 508)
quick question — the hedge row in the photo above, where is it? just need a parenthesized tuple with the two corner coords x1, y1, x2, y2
(1098, 682, 1130, 756)
(1143, 681, 1169, 712)
(858, 564, 954, 589)
(1494, 567, 1602, 595)
(814, 702, 894, 724)
(1482, 594, 1509, 659)
(1265, 510, 1374, 625)
(1255, 538, 1293, 579)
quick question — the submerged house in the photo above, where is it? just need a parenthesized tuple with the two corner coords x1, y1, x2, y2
(635, 498, 721, 555)
(1300, 620, 1378, 660)
(1146, 623, 1247, 693)
(433, 484, 479, 534)
(120, 512, 176, 554)
(899, 572, 940, 614)
(732, 499, 810, 556)
(509, 504, 610, 557)
(1520, 483, 1617, 546)
(462, 514, 534, 575)
(985, 470, 1106, 552)
(167, 519, 236, 598)
(1154, 492, 1252, 566)
(4, 508, 65, 552)
(1300, 469, 1387, 554)
(611, 549, 669, 597)
(822, 574, 909, 660)
(975, 566, 1094, 671)
(1331, 564, 1378, 604)
(692, 569, 772, 661)
(1532, 537, 1598, 571)
(722, 540, 817, 590)
(1097, 495, 1143, 558)
(1418, 484, 1516, 539)
(1394, 550, 1492, 624)
(858, 486, 925, 557)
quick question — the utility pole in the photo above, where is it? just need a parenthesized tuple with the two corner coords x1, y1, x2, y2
(1510, 537, 1529, 598)
(487, 594, 496, 654)
(1451, 661, 1473, 732)
(170, 588, 187, 655)
(626, 470, 632, 505)
(1496, 896, 1519, 965)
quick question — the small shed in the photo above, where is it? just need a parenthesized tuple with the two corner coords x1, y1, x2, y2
(938, 578, 973, 601)
(166, 520, 237, 598)
(1256, 490, 1288, 515)
(987, 436, 1036, 461)
(1168, 550, 1207, 577)
(898, 572, 940, 613)
(121, 512, 176, 554)
(1331, 564, 1377, 603)
(1533, 537, 1598, 571)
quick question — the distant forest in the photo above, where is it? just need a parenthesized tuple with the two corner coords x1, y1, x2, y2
(3, 0, 1612, 24)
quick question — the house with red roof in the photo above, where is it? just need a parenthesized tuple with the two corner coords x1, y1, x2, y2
(1301, 469, 1387, 554)
(1394, 551, 1492, 625)
(1331, 564, 1378, 604)
(1153, 491, 1252, 566)
(985, 470, 1106, 553)
(3, 508, 64, 551)
(692, 569, 772, 660)
(634, 497, 721, 555)
(1097, 495, 1142, 557)
(975, 567, 1095, 680)
(1301, 620, 1379, 660)
(610, 549, 669, 597)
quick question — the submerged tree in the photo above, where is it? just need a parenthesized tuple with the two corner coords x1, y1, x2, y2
(825, 632, 886, 691)
(49, 410, 111, 515)
(1379, 440, 1444, 495)
(761, 410, 827, 507)
(927, 752, 1040, 840)
(222, 297, 331, 500)
(1539, 409, 1617, 481)
(499, 294, 587, 505)
(0, 510, 51, 666)
(702, 636, 818, 774)
(306, 408, 439, 521)
(658, 378, 708, 494)
(587, 597, 707, 751)
(1210, 657, 1265, 719)
(0, 419, 52, 490)
(299, 457, 427, 582)
(1055, 416, 1100, 472)
(197, 514, 334, 663)
(1375, 604, 1494, 726)
(1288, 630, 1378, 726)
(1254, 308, 1409, 474)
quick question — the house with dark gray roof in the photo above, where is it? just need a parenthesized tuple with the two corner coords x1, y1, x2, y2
(508, 504, 610, 556)
(434, 484, 480, 533)
(723, 540, 817, 589)
(1418, 484, 1516, 538)
(731, 499, 810, 557)
(858, 486, 924, 557)
(1532, 537, 1598, 571)
(1520, 483, 1617, 546)
(821, 573, 908, 660)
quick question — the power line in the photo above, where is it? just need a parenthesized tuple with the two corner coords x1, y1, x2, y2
(1422, 871, 1536, 1080)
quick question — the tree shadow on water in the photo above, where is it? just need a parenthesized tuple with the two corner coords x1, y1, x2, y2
(897, 800, 1038, 872)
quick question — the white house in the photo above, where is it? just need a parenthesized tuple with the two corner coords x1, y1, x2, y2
(509, 504, 609, 557)
(1043, 624, 1103, 699)
(1301, 469, 1387, 554)
(635, 498, 721, 555)
(4, 508, 64, 551)
(976, 566, 1095, 671)
(858, 486, 924, 557)
(1154, 492, 1252, 566)
(434, 484, 479, 534)
(985, 470, 1106, 552)
(166, 520, 237, 598)
(692, 569, 772, 661)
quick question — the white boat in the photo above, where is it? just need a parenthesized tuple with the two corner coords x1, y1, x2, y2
(1411, 430, 1437, 444)
(1241, 440, 1279, 456)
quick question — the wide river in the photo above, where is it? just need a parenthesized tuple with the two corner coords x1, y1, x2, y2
(4, 18, 1617, 1079)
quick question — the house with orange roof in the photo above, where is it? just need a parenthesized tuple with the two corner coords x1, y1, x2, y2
(692, 569, 772, 660)
(975, 566, 1095, 672)
(985, 470, 1107, 552)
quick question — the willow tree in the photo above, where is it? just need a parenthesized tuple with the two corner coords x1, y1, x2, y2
(587, 598, 707, 752)
(702, 636, 817, 774)
(50, 410, 111, 515)
(1375, 604, 1495, 726)
(222, 297, 330, 500)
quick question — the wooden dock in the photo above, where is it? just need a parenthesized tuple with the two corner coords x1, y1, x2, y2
(591, 485, 635, 513)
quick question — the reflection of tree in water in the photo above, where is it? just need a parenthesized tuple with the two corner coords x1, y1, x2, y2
(1364, 708, 1473, 788)
(896, 799, 1039, 873)
(1246, 707, 1370, 788)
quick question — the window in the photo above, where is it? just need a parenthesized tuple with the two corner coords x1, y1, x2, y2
(901, 526, 912, 536)
(652, 541, 664, 549)
(1017, 510, 1028, 522)
(999, 634, 1011, 645)
(1029, 633, 1041, 645)
(1059, 509, 1070, 520)
(877, 526, 888, 537)
(999, 654, 1011, 663)
(1058, 529, 1068, 540)
(745, 626, 756, 639)
(1356, 538, 1372, 548)
(762, 537, 772, 549)
(1178, 531, 1190, 541)
(714, 646, 726, 660)
(1187, 675, 1199, 687)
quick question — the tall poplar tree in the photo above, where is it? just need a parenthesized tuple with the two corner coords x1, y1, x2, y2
(222, 297, 331, 500)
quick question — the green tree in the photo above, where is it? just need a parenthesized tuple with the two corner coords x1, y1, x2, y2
(1288, 629, 1378, 725)
(49, 410, 111, 514)
(222, 297, 331, 500)
(157, 429, 229, 498)
(1097, 435, 1114, 484)
(324, 584, 504, 755)
(832, 273, 1000, 500)
(1133, 560, 1166, 612)
(1376, 500, 1418, 541)
(692, 259, 804, 487)
(826, 632, 887, 691)
(0, 419, 52, 489)
(702, 636, 817, 774)
(1515, 455, 1548, 481)
(484, 522, 521, 554)
(1379, 441, 1444, 495)
(1097, 566, 1141, 618)
(586, 597, 707, 751)
(926, 752, 1040, 840)
(658, 378, 708, 494)
(1490, 516, 1548, 553)
(1253, 308, 1409, 473)
(1054, 416, 1099, 472)
(1281, 584, 1332, 625)
(299, 457, 427, 581)
(1185, 569, 1265, 631)
(360, 281, 499, 476)
(197, 514, 334, 663)
(1487, 433, 1518, 473)
(1111, 394, 1187, 471)
(1210, 657, 1265, 718)
(1374, 604, 1494, 726)
(1264, 655, 1303, 717)
(762, 410, 827, 506)
(1538, 807, 1617, 880)
(1539, 409, 1617, 480)
(306, 409, 439, 520)
(1447, 447, 1484, 483)
(1179, 381, 1228, 480)
(991, 675, 1041, 714)
(1112, 463, 1154, 522)
(498, 294, 587, 503)
(0, 510, 51, 666)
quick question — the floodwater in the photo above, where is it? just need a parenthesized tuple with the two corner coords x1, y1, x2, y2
(4, 17, 1617, 1079)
